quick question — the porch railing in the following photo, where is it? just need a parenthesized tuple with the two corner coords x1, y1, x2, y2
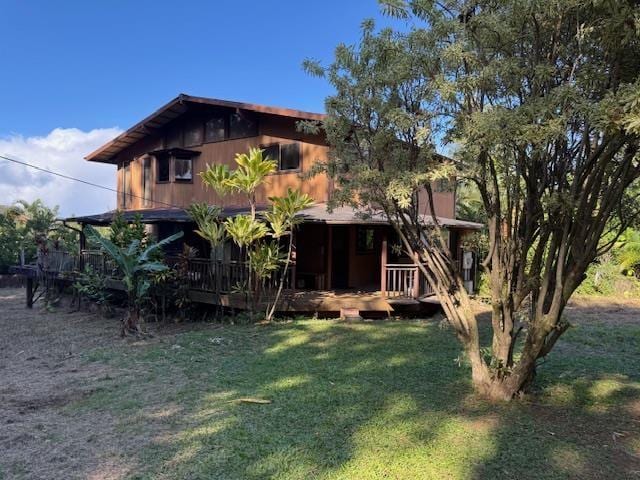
(383, 263, 434, 299)
(77, 250, 291, 295)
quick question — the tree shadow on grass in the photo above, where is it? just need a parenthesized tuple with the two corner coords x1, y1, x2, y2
(81, 306, 640, 480)
(471, 301, 640, 479)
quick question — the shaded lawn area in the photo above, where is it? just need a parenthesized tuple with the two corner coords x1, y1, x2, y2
(1, 290, 639, 479)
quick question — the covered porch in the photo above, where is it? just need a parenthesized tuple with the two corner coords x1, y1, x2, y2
(60, 205, 481, 315)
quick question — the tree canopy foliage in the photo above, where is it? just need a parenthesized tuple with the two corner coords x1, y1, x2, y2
(0, 199, 75, 272)
(305, 0, 640, 400)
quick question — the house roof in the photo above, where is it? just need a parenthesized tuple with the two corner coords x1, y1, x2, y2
(66, 204, 483, 230)
(85, 94, 326, 164)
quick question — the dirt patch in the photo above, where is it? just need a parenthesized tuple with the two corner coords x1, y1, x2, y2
(0, 289, 217, 479)
(0, 289, 134, 479)
(565, 295, 640, 326)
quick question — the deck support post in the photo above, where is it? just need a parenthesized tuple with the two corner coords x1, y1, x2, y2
(326, 226, 333, 290)
(380, 232, 387, 297)
(290, 232, 297, 291)
(26, 278, 34, 308)
(412, 253, 420, 299)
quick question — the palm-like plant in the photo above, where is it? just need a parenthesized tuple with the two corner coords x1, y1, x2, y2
(197, 148, 312, 320)
(264, 188, 313, 320)
(188, 203, 226, 255)
(617, 229, 640, 277)
(85, 225, 183, 336)
(224, 215, 269, 247)
(200, 147, 276, 219)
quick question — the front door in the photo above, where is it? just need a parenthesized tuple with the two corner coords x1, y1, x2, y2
(331, 226, 349, 289)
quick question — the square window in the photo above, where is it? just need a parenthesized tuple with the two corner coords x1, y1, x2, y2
(156, 155, 170, 183)
(174, 157, 193, 182)
(165, 127, 182, 148)
(280, 143, 300, 170)
(184, 120, 203, 147)
(229, 112, 258, 138)
(204, 116, 226, 142)
(262, 144, 280, 164)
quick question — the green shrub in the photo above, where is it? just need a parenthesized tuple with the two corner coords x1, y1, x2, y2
(576, 255, 640, 297)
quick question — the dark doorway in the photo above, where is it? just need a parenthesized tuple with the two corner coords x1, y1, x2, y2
(331, 226, 349, 289)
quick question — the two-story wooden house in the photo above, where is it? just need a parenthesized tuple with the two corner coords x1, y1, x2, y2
(70, 94, 481, 315)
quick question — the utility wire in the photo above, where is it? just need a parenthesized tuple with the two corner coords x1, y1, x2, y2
(0, 153, 184, 210)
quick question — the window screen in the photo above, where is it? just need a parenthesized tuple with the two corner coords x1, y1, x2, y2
(156, 155, 170, 182)
(174, 157, 193, 182)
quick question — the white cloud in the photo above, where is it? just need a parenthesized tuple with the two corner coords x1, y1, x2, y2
(0, 127, 123, 217)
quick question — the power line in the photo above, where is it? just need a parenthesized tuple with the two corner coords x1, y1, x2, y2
(0, 153, 184, 210)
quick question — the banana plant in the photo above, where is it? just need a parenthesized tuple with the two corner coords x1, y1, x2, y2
(85, 225, 183, 336)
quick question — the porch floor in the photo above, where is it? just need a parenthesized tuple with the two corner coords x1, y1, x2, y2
(190, 289, 439, 317)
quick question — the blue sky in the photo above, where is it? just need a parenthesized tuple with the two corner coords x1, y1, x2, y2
(0, 0, 397, 137)
(0, 0, 400, 215)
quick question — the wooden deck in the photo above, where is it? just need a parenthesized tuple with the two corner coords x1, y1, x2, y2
(11, 250, 443, 316)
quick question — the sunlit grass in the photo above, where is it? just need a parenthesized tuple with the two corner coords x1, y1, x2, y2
(74, 318, 640, 479)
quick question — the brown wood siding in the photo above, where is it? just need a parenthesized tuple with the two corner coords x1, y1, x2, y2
(111, 114, 329, 210)
(417, 189, 456, 219)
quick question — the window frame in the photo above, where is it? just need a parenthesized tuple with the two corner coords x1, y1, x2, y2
(173, 155, 194, 183)
(204, 115, 227, 144)
(260, 142, 302, 173)
(142, 155, 152, 207)
(155, 154, 171, 184)
(183, 119, 204, 147)
(228, 111, 258, 139)
(279, 142, 301, 171)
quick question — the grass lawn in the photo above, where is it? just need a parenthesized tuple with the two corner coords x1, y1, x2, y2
(1, 290, 639, 479)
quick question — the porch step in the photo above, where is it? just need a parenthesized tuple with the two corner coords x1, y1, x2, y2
(340, 307, 363, 321)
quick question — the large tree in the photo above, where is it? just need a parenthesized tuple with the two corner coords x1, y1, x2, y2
(305, 0, 640, 400)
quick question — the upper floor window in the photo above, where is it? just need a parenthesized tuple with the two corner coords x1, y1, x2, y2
(166, 127, 182, 149)
(174, 157, 193, 182)
(280, 143, 300, 170)
(261, 143, 300, 171)
(184, 120, 203, 147)
(229, 112, 258, 139)
(204, 116, 226, 142)
(165, 110, 259, 147)
(157, 155, 170, 183)
(154, 148, 198, 184)
(142, 156, 152, 206)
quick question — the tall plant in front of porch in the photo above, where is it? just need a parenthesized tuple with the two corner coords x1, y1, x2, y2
(85, 225, 183, 336)
(197, 147, 312, 320)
